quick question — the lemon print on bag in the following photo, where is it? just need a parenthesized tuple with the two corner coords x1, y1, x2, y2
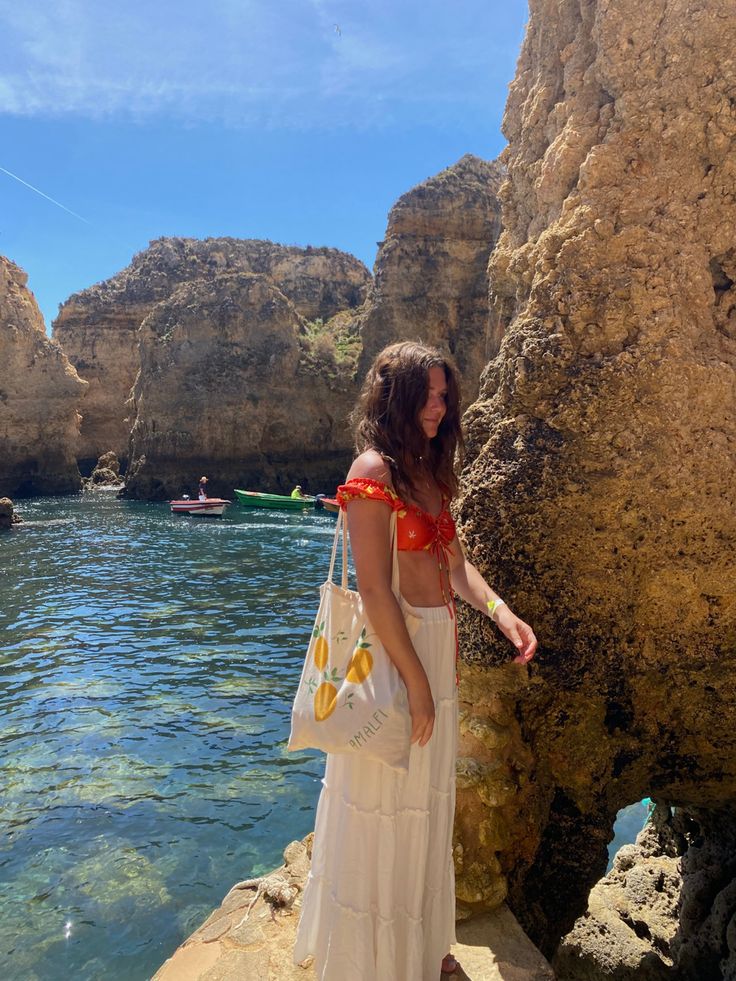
(313, 667, 341, 722)
(346, 628, 373, 684)
(312, 621, 328, 670)
(309, 626, 373, 722)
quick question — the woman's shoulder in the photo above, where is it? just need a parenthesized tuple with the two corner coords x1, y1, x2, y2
(346, 449, 393, 486)
(338, 452, 403, 510)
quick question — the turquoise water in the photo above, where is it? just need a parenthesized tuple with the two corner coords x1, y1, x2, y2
(0, 494, 332, 981)
(0, 494, 647, 980)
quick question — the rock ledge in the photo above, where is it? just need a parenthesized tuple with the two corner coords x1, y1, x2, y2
(153, 837, 554, 981)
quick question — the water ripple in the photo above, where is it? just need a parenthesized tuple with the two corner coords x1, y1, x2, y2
(0, 495, 330, 981)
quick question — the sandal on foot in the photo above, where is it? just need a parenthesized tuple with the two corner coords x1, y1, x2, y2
(441, 954, 458, 975)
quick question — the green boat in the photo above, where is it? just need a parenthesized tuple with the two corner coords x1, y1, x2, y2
(234, 489, 316, 510)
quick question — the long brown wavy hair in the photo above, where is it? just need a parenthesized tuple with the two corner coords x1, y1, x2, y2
(353, 341, 463, 501)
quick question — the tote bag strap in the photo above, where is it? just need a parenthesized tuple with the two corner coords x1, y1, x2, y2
(327, 508, 350, 586)
(328, 508, 399, 595)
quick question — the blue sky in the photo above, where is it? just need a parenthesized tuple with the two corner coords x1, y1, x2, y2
(0, 0, 528, 330)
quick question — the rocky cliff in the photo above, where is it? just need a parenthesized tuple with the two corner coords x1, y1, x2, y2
(124, 273, 358, 500)
(0, 257, 86, 497)
(67, 156, 504, 499)
(452, 0, 736, 959)
(554, 803, 736, 980)
(53, 238, 371, 467)
(358, 153, 505, 406)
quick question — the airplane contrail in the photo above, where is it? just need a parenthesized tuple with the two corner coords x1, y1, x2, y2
(0, 165, 90, 224)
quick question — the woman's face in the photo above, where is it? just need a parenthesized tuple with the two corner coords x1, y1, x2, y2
(419, 365, 448, 440)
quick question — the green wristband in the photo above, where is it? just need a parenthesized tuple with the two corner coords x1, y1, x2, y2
(486, 598, 507, 621)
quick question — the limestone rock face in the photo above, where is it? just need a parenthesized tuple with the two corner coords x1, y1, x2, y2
(124, 273, 357, 500)
(0, 257, 86, 497)
(77, 158, 505, 500)
(554, 804, 736, 980)
(53, 238, 371, 466)
(453, 0, 736, 955)
(358, 154, 504, 405)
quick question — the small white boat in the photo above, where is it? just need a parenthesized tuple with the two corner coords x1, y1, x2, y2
(170, 498, 231, 517)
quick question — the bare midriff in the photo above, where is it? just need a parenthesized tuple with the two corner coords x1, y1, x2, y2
(395, 548, 454, 608)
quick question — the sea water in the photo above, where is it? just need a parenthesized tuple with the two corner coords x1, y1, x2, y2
(0, 494, 330, 981)
(0, 494, 646, 980)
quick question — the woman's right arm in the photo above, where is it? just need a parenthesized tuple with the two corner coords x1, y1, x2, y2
(346, 496, 435, 747)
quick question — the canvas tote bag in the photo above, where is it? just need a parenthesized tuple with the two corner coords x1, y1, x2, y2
(287, 508, 412, 772)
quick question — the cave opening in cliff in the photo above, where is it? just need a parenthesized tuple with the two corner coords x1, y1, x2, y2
(607, 798, 651, 871)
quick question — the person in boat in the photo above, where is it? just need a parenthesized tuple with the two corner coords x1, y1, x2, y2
(294, 341, 537, 980)
(198, 476, 208, 501)
(290, 484, 307, 499)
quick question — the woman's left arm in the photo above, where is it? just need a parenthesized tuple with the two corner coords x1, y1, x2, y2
(448, 537, 537, 664)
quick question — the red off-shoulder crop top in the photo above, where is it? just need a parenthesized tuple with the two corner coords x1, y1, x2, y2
(336, 477, 456, 554)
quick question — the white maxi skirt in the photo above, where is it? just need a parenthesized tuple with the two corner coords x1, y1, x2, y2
(293, 601, 458, 981)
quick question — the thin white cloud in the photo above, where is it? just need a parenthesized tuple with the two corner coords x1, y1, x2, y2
(0, 0, 524, 128)
(0, 164, 90, 222)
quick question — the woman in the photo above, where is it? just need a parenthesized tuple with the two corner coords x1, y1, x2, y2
(294, 341, 537, 979)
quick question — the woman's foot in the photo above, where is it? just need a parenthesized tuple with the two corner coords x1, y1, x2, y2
(441, 953, 458, 975)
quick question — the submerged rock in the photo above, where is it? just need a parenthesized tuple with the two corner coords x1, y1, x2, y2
(0, 497, 22, 529)
(0, 257, 86, 497)
(453, 0, 736, 956)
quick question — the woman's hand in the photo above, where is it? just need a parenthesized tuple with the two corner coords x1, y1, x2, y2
(406, 674, 435, 747)
(494, 606, 538, 664)
(448, 548, 538, 665)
